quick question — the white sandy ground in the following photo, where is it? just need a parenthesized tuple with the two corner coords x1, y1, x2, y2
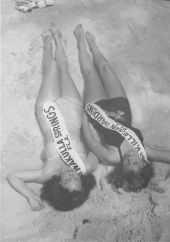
(1, 0, 170, 241)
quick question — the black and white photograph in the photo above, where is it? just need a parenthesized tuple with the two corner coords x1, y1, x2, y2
(1, 0, 170, 241)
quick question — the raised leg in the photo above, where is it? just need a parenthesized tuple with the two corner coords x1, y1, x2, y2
(35, 31, 61, 138)
(85, 31, 127, 99)
(74, 24, 108, 105)
(50, 23, 81, 102)
(36, 30, 60, 108)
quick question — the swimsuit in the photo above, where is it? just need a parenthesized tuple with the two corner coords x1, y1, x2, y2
(87, 97, 144, 148)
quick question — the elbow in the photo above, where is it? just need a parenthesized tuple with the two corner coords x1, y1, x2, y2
(6, 172, 19, 185)
(6, 173, 15, 185)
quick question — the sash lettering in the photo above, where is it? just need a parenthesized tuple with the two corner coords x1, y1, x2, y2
(43, 101, 86, 175)
(85, 103, 148, 162)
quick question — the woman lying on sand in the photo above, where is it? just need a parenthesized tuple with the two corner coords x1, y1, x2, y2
(7, 24, 97, 211)
(74, 24, 170, 193)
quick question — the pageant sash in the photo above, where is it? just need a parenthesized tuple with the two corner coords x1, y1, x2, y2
(85, 103, 148, 162)
(43, 101, 86, 175)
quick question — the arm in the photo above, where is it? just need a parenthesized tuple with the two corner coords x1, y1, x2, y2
(82, 113, 116, 165)
(7, 168, 46, 211)
(146, 145, 170, 164)
(86, 151, 99, 173)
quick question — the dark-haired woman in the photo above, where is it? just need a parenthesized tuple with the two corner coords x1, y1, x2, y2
(74, 24, 170, 193)
(7, 24, 97, 211)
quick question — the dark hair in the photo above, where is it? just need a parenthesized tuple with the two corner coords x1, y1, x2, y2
(106, 162, 153, 192)
(40, 174, 96, 211)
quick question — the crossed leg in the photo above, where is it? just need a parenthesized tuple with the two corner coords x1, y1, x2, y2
(74, 24, 108, 105)
(85, 31, 127, 99)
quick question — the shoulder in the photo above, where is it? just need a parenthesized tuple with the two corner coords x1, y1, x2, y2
(42, 159, 61, 181)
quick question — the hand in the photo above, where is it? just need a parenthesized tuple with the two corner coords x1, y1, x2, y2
(149, 179, 165, 193)
(28, 194, 44, 211)
(149, 177, 170, 211)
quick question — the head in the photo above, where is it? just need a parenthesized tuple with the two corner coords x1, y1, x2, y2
(107, 150, 153, 192)
(40, 168, 96, 211)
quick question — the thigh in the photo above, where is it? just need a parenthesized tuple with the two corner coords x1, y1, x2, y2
(36, 61, 61, 107)
(99, 62, 127, 99)
(35, 105, 54, 143)
(83, 68, 108, 105)
(60, 71, 81, 103)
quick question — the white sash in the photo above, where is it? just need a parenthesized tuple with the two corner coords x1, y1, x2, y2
(85, 103, 148, 162)
(43, 101, 86, 175)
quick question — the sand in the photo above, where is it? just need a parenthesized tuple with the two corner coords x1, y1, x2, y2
(1, 0, 170, 241)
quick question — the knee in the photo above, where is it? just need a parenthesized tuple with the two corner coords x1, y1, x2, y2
(57, 57, 69, 73)
(98, 59, 110, 70)
(81, 66, 95, 79)
(59, 67, 69, 76)
(42, 60, 57, 74)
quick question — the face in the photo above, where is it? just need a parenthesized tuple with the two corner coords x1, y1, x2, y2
(120, 150, 145, 192)
(122, 150, 144, 173)
(60, 168, 82, 192)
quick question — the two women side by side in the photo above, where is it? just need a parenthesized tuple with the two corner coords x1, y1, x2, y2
(7, 23, 170, 211)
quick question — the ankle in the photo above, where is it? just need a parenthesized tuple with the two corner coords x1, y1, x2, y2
(44, 43, 52, 50)
(77, 41, 86, 51)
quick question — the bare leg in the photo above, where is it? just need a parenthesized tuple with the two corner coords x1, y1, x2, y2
(35, 31, 61, 137)
(74, 24, 108, 105)
(85, 31, 127, 98)
(36, 31, 60, 108)
(50, 23, 81, 102)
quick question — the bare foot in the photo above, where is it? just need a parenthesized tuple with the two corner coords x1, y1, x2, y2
(50, 23, 68, 67)
(42, 30, 52, 46)
(49, 23, 62, 46)
(74, 24, 86, 48)
(85, 31, 97, 52)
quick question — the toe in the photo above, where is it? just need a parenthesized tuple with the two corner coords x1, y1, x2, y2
(49, 23, 57, 33)
(42, 31, 52, 42)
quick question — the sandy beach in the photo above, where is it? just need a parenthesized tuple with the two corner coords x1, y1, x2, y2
(1, 0, 170, 241)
